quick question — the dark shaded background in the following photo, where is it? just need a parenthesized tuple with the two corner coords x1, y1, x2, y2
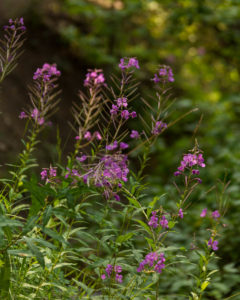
(0, 0, 240, 298)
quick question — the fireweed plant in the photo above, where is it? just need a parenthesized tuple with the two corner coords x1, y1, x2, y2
(0, 18, 228, 300)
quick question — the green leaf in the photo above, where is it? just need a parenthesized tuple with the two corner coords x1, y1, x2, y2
(24, 237, 45, 268)
(42, 205, 52, 227)
(0, 253, 10, 295)
(135, 219, 152, 235)
(201, 281, 210, 291)
(116, 232, 135, 244)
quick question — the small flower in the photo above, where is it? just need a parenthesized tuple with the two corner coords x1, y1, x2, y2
(75, 136, 80, 140)
(106, 141, 118, 151)
(178, 208, 183, 219)
(152, 65, 174, 83)
(76, 155, 87, 162)
(40, 169, 48, 180)
(208, 238, 218, 251)
(174, 171, 181, 176)
(131, 111, 137, 118)
(148, 211, 158, 228)
(49, 167, 57, 177)
(212, 210, 220, 220)
(120, 142, 129, 149)
(121, 110, 130, 120)
(95, 131, 102, 140)
(19, 111, 28, 119)
(101, 274, 106, 280)
(114, 265, 122, 273)
(152, 121, 167, 135)
(37, 117, 45, 125)
(114, 194, 121, 201)
(192, 169, 199, 175)
(84, 69, 105, 87)
(117, 97, 128, 108)
(159, 215, 168, 228)
(115, 274, 123, 283)
(200, 208, 207, 218)
(130, 130, 139, 139)
(110, 104, 119, 116)
(119, 57, 140, 70)
(84, 131, 92, 141)
(105, 264, 113, 277)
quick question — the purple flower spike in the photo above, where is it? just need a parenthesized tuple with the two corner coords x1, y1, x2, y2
(84, 131, 92, 141)
(121, 110, 130, 120)
(119, 57, 140, 70)
(117, 97, 128, 108)
(76, 155, 87, 162)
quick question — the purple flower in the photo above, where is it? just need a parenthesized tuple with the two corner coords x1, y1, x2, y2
(49, 167, 57, 177)
(152, 65, 174, 83)
(200, 208, 207, 218)
(3, 18, 26, 31)
(212, 210, 220, 220)
(178, 208, 183, 219)
(208, 238, 218, 251)
(117, 97, 128, 108)
(19, 111, 28, 119)
(148, 211, 159, 228)
(131, 111, 137, 118)
(40, 169, 48, 180)
(114, 194, 121, 201)
(75, 136, 80, 140)
(174, 171, 181, 176)
(84, 69, 105, 87)
(105, 264, 113, 277)
(95, 131, 102, 140)
(159, 215, 168, 228)
(121, 110, 130, 120)
(175, 152, 206, 176)
(119, 57, 140, 70)
(130, 130, 140, 139)
(115, 274, 123, 283)
(120, 142, 129, 149)
(76, 155, 87, 162)
(152, 121, 167, 135)
(31, 108, 39, 119)
(33, 63, 61, 81)
(110, 104, 119, 116)
(114, 265, 122, 273)
(137, 252, 165, 274)
(101, 274, 106, 280)
(106, 141, 118, 151)
(192, 169, 199, 175)
(37, 117, 45, 125)
(84, 131, 92, 141)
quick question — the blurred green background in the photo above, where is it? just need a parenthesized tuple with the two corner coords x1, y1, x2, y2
(0, 0, 240, 298)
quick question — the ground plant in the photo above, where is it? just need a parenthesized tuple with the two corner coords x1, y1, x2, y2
(0, 18, 233, 300)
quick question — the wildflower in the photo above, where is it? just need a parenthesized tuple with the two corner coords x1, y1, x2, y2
(200, 208, 207, 218)
(115, 274, 123, 283)
(106, 141, 118, 151)
(152, 121, 167, 135)
(131, 111, 137, 118)
(159, 215, 168, 228)
(33, 63, 61, 82)
(117, 97, 128, 108)
(119, 142, 129, 149)
(105, 264, 113, 277)
(37, 117, 45, 125)
(84, 69, 105, 87)
(152, 65, 174, 83)
(101, 274, 106, 280)
(130, 130, 140, 139)
(175, 153, 205, 175)
(148, 211, 158, 228)
(84, 131, 92, 141)
(119, 57, 140, 70)
(19, 111, 28, 119)
(114, 194, 121, 201)
(121, 110, 130, 120)
(3, 18, 26, 31)
(76, 155, 87, 162)
(137, 252, 165, 274)
(208, 238, 218, 251)
(178, 208, 183, 219)
(40, 169, 48, 180)
(110, 104, 119, 116)
(212, 210, 220, 220)
(95, 131, 102, 140)
(31, 108, 39, 119)
(49, 167, 57, 177)
(75, 136, 80, 140)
